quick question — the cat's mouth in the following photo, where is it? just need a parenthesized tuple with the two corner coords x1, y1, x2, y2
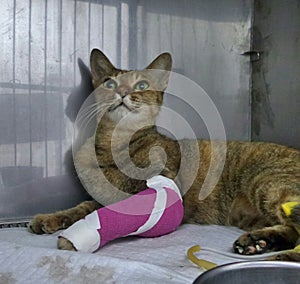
(109, 101, 132, 112)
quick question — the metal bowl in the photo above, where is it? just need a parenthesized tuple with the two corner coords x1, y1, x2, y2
(193, 261, 300, 284)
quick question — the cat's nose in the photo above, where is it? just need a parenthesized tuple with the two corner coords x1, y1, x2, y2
(117, 85, 131, 98)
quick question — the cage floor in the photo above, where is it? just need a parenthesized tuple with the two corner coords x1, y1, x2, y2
(0, 224, 282, 284)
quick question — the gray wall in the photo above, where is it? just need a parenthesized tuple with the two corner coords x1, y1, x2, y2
(0, 0, 299, 221)
(252, 0, 300, 149)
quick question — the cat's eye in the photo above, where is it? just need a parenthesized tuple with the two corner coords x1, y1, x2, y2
(103, 78, 118, 90)
(134, 80, 149, 91)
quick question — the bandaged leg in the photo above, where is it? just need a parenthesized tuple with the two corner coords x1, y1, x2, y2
(59, 175, 184, 252)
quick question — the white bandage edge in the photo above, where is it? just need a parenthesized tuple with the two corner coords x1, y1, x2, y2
(147, 175, 182, 201)
(59, 210, 101, 253)
(127, 175, 181, 236)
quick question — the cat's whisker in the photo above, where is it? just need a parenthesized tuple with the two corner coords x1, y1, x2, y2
(83, 105, 109, 126)
(77, 100, 115, 121)
(78, 106, 98, 124)
(76, 100, 115, 123)
(77, 103, 100, 118)
(77, 106, 105, 128)
(128, 101, 148, 109)
(77, 103, 112, 133)
(76, 106, 98, 125)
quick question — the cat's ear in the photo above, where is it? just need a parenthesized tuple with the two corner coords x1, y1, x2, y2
(146, 53, 172, 90)
(146, 52, 172, 71)
(90, 49, 116, 86)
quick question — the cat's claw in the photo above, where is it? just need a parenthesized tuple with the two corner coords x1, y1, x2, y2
(233, 225, 299, 255)
(233, 234, 269, 255)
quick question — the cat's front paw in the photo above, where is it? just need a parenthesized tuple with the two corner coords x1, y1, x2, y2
(233, 226, 297, 255)
(57, 237, 77, 251)
(29, 214, 72, 234)
(233, 232, 269, 255)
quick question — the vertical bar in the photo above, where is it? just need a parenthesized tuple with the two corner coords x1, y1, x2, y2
(169, 15, 173, 52)
(73, 0, 77, 87)
(116, 2, 122, 67)
(44, 0, 48, 177)
(101, 2, 104, 50)
(28, 0, 32, 166)
(58, 0, 63, 173)
(12, 0, 17, 166)
(158, 14, 161, 52)
(120, 2, 129, 69)
(250, 0, 255, 141)
(88, 0, 91, 55)
(136, 4, 145, 67)
(128, 2, 137, 69)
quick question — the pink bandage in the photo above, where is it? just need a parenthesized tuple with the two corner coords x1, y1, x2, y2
(59, 175, 183, 252)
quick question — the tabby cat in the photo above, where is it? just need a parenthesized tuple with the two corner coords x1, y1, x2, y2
(29, 49, 300, 261)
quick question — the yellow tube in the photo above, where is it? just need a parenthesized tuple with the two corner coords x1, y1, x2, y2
(187, 245, 217, 270)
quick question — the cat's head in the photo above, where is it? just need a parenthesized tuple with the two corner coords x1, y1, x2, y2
(90, 49, 172, 125)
